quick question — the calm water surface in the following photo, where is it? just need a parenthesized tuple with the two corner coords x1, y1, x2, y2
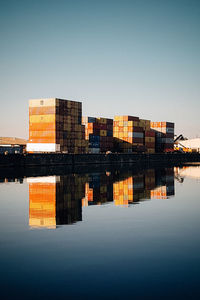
(0, 166, 200, 299)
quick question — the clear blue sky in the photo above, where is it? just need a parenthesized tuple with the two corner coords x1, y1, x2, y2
(0, 0, 199, 139)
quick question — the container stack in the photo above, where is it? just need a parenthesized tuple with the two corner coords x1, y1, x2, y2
(113, 116, 145, 153)
(150, 122, 174, 152)
(144, 130, 155, 153)
(139, 119, 155, 153)
(27, 98, 88, 153)
(98, 117, 113, 153)
(82, 117, 100, 153)
(82, 117, 113, 153)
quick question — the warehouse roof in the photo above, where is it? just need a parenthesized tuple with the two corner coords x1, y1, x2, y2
(0, 137, 27, 146)
(181, 138, 200, 150)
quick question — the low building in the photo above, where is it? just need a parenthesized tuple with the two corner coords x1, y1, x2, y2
(180, 138, 200, 152)
(0, 137, 27, 154)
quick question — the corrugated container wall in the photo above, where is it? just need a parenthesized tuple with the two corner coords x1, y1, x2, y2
(27, 98, 88, 153)
(150, 121, 174, 152)
(82, 117, 113, 153)
(113, 116, 155, 153)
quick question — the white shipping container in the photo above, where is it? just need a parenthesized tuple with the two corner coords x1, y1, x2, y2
(27, 143, 60, 152)
(29, 98, 57, 107)
(181, 138, 200, 150)
(89, 148, 100, 154)
(152, 127, 162, 133)
(128, 132, 133, 138)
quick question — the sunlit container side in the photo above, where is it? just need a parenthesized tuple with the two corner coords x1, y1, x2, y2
(82, 116, 113, 153)
(150, 121, 175, 153)
(28, 98, 87, 154)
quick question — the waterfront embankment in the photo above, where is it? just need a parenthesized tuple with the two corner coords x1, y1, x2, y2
(0, 153, 200, 169)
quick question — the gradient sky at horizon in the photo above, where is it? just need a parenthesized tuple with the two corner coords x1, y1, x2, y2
(0, 0, 199, 139)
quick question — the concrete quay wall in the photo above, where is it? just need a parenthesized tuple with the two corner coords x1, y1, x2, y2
(0, 153, 200, 168)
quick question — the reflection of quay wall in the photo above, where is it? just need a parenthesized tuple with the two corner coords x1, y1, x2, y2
(28, 175, 86, 228)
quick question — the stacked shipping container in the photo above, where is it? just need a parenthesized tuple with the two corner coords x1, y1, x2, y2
(140, 119, 155, 154)
(113, 116, 155, 153)
(145, 130, 155, 153)
(82, 117, 113, 153)
(150, 122, 174, 152)
(26, 98, 174, 154)
(113, 116, 143, 153)
(27, 98, 88, 153)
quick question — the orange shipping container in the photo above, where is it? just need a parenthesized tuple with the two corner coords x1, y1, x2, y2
(29, 106, 56, 115)
(29, 131, 56, 138)
(29, 137, 56, 143)
(29, 122, 56, 131)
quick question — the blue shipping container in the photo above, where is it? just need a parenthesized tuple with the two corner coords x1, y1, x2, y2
(89, 142, 100, 148)
(89, 135, 100, 142)
(88, 117, 96, 123)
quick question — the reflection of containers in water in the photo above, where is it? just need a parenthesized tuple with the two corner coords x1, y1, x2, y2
(150, 183, 174, 199)
(151, 186, 168, 199)
(166, 184, 175, 196)
(28, 176, 59, 228)
(145, 169, 156, 190)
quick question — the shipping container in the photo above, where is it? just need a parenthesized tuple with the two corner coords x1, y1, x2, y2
(28, 98, 87, 154)
(27, 143, 60, 152)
